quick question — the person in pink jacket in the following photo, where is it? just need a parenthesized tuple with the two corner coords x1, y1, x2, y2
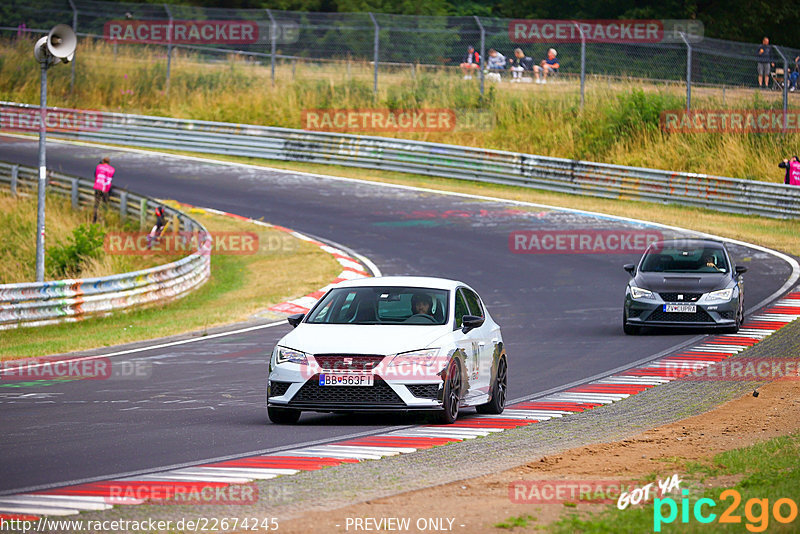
(93, 156, 115, 222)
(779, 156, 800, 185)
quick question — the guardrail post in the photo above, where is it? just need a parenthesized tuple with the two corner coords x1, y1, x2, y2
(474, 16, 485, 97)
(774, 46, 789, 133)
(368, 12, 379, 94)
(70, 178, 78, 209)
(266, 9, 277, 85)
(67, 0, 77, 92)
(163, 4, 173, 94)
(679, 32, 692, 114)
(119, 190, 128, 219)
(140, 198, 148, 229)
(10, 165, 18, 196)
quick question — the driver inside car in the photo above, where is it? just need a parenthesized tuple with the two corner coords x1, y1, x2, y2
(411, 293, 433, 317)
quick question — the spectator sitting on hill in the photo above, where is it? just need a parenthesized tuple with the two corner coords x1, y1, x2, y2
(486, 49, 506, 70)
(460, 46, 480, 80)
(533, 48, 559, 84)
(508, 48, 534, 82)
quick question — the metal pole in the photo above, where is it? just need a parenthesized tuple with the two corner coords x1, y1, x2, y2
(774, 46, 789, 133)
(266, 9, 276, 85)
(474, 16, 485, 97)
(35, 60, 47, 282)
(572, 21, 586, 110)
(679, 32, 691, 114)
(68, 0, 77, 92)
(368, 13, 379, 94)
(164, 4, 173, 93)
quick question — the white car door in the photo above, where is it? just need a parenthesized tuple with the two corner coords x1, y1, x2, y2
(461, 287, 494, 398)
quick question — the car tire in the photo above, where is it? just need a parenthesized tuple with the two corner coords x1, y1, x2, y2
(623, 311, 640, 335)
(268, 406, 301, 424)
(437, 359, 462, 424)
(476, 356, 507, 415)
(723, 303, 743, 334)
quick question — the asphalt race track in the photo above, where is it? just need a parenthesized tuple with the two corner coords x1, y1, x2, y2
(0, 136, 794, 494)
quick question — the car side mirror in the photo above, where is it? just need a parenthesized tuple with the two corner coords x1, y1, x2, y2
(461, 315, 484, 333)
(623, 263, 636, 276)
(287, 313, 305, 328)
(735, 265, 748, 276)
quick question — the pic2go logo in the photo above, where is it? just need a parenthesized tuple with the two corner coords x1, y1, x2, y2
(654, 489, 798, 532)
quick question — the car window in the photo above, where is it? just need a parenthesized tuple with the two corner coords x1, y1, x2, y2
(454, 289, 469, 328)
(306, 286, 450, 325)
(640, 245, 729, 273)
(462, 289, 484, 318)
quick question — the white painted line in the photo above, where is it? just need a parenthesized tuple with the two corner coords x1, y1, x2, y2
(0, 503, 80, 516)
(123, 474, 254, 484)
(172, 467, 299, 477)
(286, 449, 384, 460)
(321, 445, 415, 455)
(0, 496, 112, 511)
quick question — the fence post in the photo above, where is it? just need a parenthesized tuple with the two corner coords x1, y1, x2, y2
(474, 16, 485, 97)
(10, 165, 18, 196)
(163, 3, 173, 93)
(266, 9, 277, 85)
(68, 0, 77, 92)
(679, 32, 691, 114)
(774, 46, 789, 133)
(368, 12, 379, 94)
(71, 178, 79, 209)
(119, 190, 128, 219)
(571, 21, 586, 111)
(140, 197, 148, 229)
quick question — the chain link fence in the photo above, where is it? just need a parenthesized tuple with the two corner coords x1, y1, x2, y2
(1, 0, 799, 117)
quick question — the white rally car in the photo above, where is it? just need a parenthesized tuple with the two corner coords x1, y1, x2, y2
(267, 276, 507, 424)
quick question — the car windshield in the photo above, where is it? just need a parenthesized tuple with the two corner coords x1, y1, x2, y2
(639, 245, 729, 273)
(306, 286, 450, 325)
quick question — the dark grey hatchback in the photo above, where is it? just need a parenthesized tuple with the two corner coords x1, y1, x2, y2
(622, 239, 747, 334)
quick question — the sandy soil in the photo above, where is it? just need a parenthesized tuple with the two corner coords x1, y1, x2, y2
(275, 377, 800, 533)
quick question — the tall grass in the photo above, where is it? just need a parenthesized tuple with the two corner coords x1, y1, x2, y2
(0, 36, 797, 182)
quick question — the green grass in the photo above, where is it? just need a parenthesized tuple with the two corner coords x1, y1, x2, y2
(494, 514, 537, 529)
(0, 206, 342, 359)
(0, 37, 797, 184)
(548, 432, 800, 533)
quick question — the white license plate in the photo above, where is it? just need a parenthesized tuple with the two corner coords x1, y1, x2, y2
(663, 304, 697, 313)
(319, 373, 374, 387)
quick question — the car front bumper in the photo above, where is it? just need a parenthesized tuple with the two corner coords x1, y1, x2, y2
(625, 297, 739, 329)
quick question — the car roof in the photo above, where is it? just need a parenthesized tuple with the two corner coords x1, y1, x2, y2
(334, 276, 466, 291)
(649, 238, 726, 250)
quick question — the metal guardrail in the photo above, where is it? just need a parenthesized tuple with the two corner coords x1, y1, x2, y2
(0, 160, 211, 330)
(2, 101, 799, 219)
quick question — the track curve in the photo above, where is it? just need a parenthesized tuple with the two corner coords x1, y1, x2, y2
(0, 136, 794, 494)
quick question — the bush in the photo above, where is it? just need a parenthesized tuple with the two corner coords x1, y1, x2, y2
(48, 224, 106, 278)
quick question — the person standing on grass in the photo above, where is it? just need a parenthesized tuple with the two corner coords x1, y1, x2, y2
(92, 156, 115, 223)
(756, 37, 773, 89)
(779, 156, 800, 185)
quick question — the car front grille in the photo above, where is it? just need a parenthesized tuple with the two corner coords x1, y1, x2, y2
(290, 374, 405, 406)
(313, 354, 386, 372)
(646, 308, 715, 323)
(269, 381, 291, 397)
(406, 383, 440, 399)
(659, 292, 703, 302)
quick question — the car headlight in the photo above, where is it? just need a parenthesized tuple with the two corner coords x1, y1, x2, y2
(630, 286, 655, 300)
(706, 288, 733, 302)
(275, 347, 308, 365)
(388, 348, 441, 367)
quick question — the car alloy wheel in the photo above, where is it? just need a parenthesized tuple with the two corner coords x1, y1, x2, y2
(476, 356, 507, 415)
(438, 359, 462, 424)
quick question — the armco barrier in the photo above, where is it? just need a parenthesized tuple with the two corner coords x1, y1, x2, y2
(1, 101, 796, 218)
(0, 161, 211, 329)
